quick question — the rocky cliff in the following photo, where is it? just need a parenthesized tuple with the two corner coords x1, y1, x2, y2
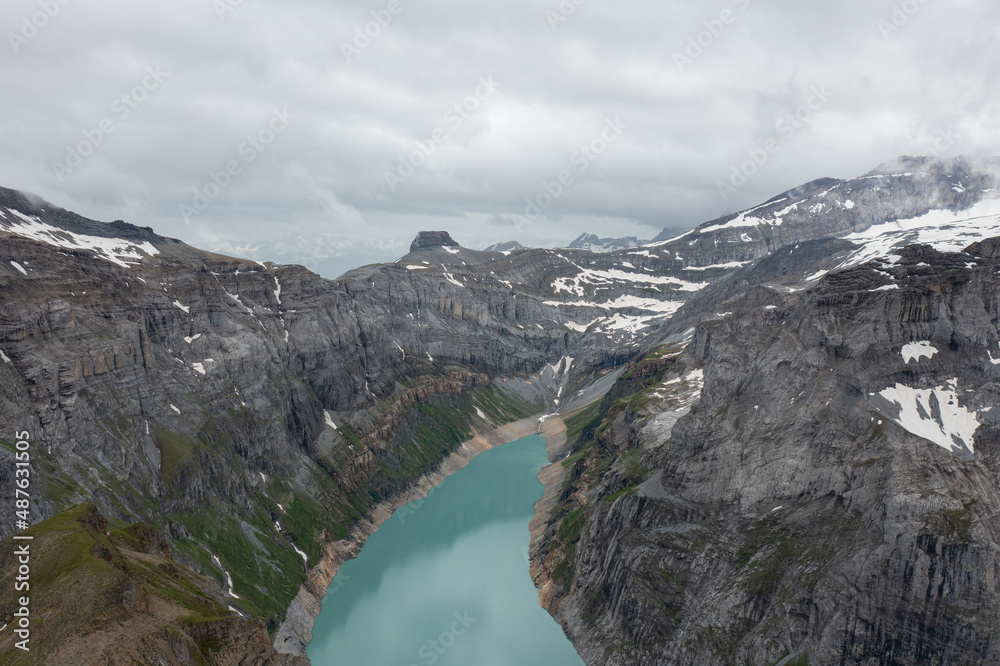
(535, 227, 1000, 663)
(2, 155, 1000, 663)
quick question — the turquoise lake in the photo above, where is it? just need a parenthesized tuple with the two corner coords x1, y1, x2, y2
(307, 435, 584, 666)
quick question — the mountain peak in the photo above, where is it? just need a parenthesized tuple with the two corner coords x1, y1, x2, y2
(565, 233, 644, 253)
(410, 231, 460, 252)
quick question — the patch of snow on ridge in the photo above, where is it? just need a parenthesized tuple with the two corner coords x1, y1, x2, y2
(173, 301, 190, 313)
(552, 266, 708, 297)
(902, 341, 938, 364)
(989, 343, 1000, 366)
(564, 320, 593, 333)
(877, 382, 980, 454)
(698, 199, 788, 234)
(292, 544, 308, 564)
(838, 196, 1000, 270)
(2, 208, 160, 268)
(441, 265, 464, 287)
(324, 410, 338, 430)
(805, 270, 828, 282)
(682, 261, 750, 272)
(10, 261, 27, 275)
(544, 295, 684, 316)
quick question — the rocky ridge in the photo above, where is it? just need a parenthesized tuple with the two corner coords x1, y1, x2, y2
(534, 229, 1000, 663)
(0, 156, 999, 662)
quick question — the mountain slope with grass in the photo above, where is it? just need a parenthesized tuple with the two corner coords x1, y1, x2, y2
(1, 156, 1000, 662)
(0, 503, 307, 665)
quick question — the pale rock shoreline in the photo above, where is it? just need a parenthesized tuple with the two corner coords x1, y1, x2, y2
(273, 413, 569, 659)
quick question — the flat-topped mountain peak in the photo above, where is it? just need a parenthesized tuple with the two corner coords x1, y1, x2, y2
(410, 231, 460, 252)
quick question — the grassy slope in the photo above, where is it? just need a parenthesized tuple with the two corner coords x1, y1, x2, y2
(50, 382, 540, 633)
(0, 503, 264, 665)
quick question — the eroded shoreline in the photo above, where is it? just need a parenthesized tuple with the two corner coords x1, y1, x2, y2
(529, 417, 573, 613)
(273, 413, 569, 659)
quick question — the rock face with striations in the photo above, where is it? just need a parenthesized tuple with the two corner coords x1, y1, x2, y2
(533, 235, 1000, 664)
(2, 156, 1000, 662)
(410, 230, 460, 252)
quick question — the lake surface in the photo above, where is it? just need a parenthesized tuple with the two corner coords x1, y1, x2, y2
(307, 435, 583, 666)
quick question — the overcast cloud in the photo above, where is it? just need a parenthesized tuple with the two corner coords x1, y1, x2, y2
(2, 0, 999, 277)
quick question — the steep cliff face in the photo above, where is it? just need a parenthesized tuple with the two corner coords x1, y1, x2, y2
(2, 155, 1000, 662)
(0, 181, 710, 643)
(537, 235, 1000, 664)
(0, 205, 566, 624)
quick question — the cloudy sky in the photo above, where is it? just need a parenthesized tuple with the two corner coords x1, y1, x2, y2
(3, 0, 999, 277)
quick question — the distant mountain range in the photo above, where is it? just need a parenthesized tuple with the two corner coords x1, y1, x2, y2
(485, 233, 646, 254)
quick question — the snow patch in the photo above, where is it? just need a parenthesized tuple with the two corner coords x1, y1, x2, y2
(324, 410, 338, 430)
(273, 276, 283, 305)
(552, 264, 707, 298)
(173, 301, 190, 313)
(902, 341, 938, 364)
(9, 261, 27, 275)
(682, 261, 750, 272)
(839, 197, 1000, 270)
(877, 382, 980, 454)
(1, 208, 160, 268)
(441, 266, 464, 287)
(805, 270, 828, 282)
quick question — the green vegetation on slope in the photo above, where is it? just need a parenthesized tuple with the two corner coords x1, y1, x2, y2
(0, 504, 250, 665)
